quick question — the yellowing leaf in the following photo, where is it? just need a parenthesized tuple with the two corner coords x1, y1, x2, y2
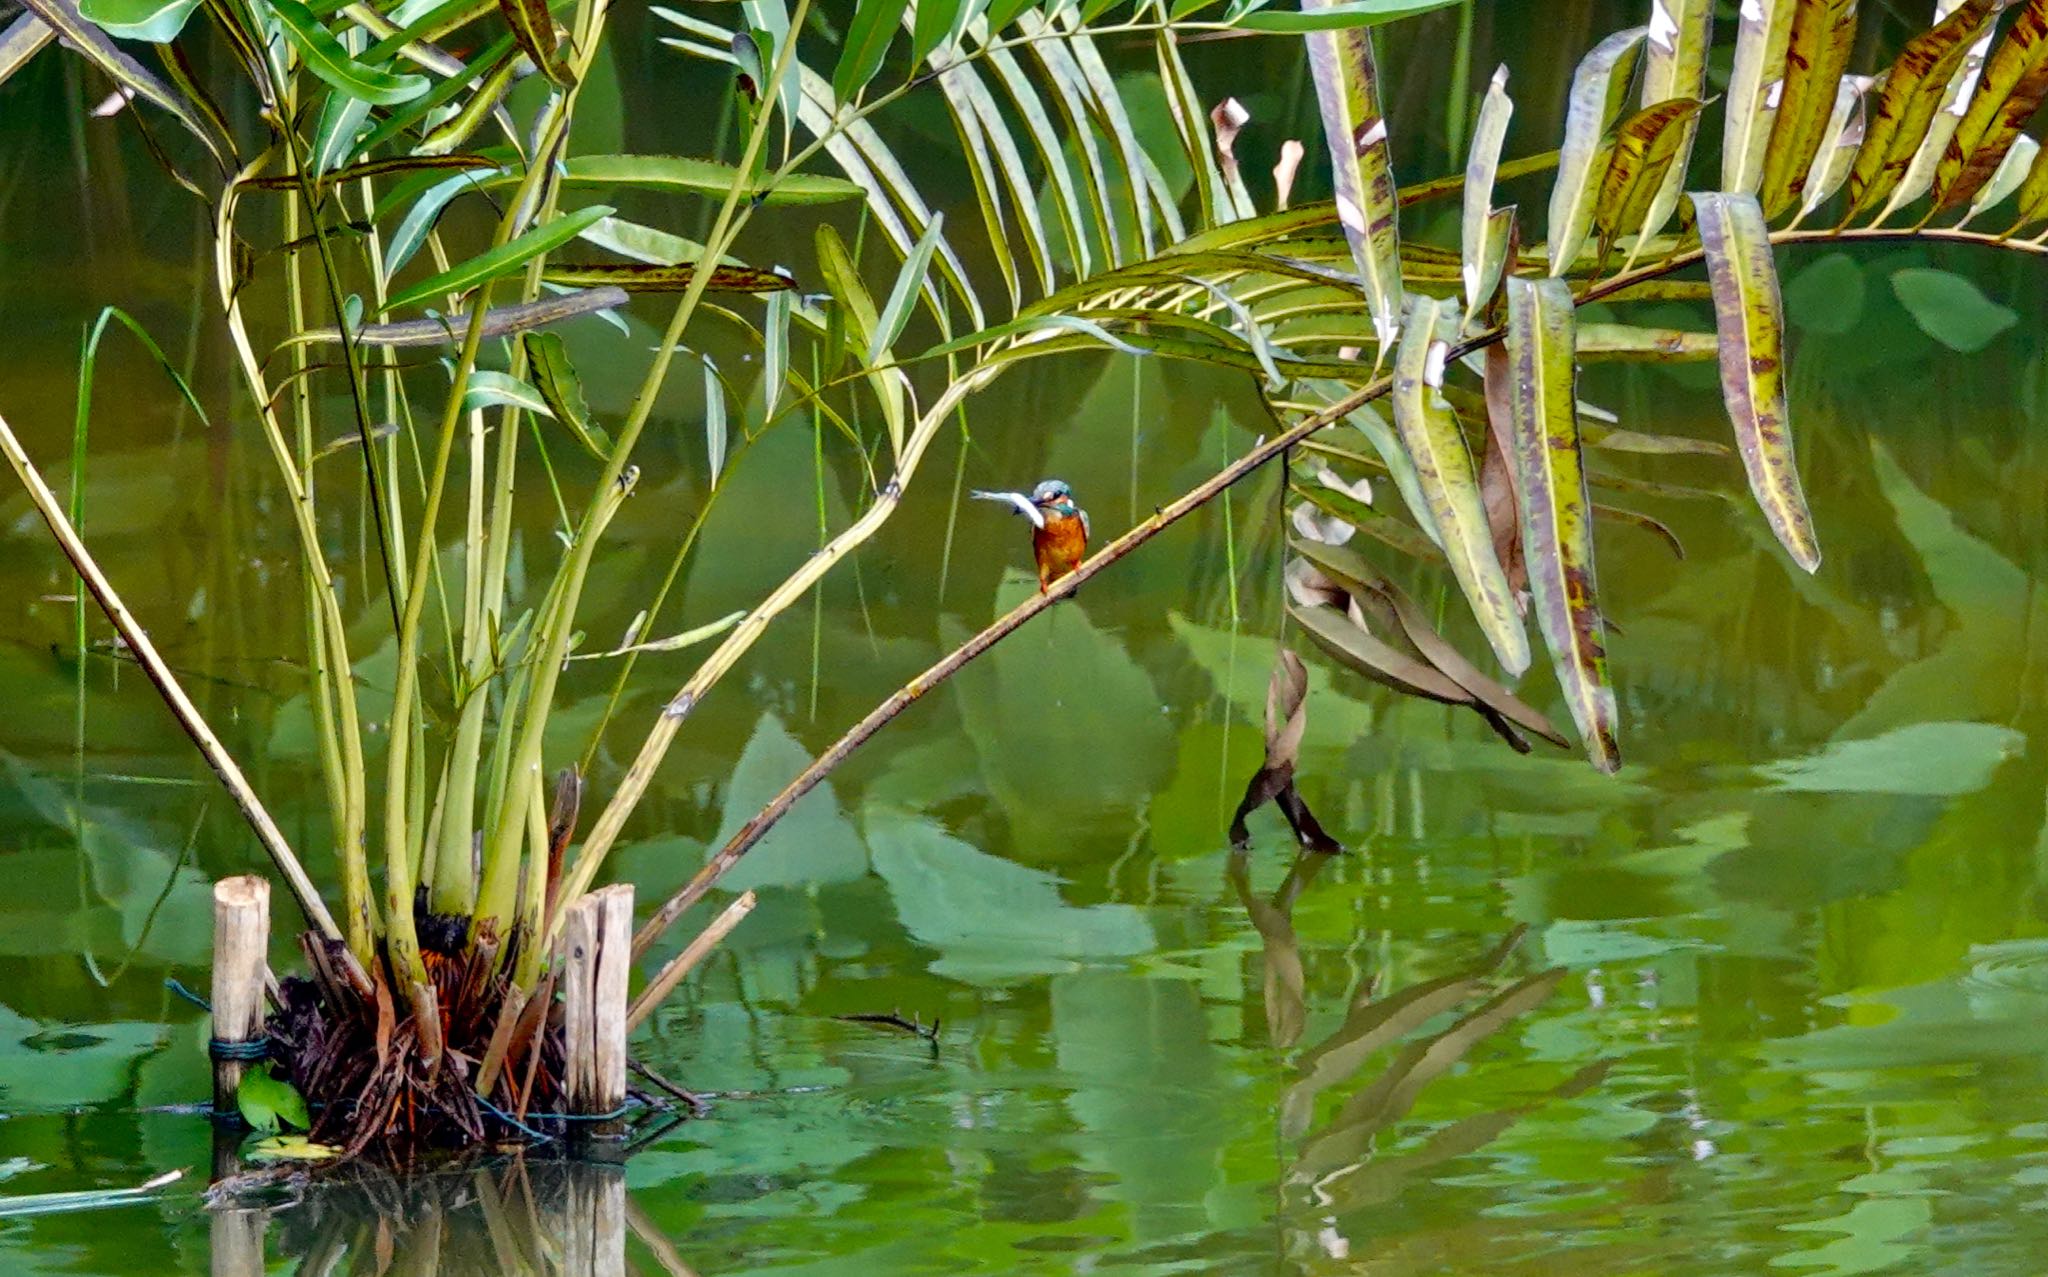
(1304, 4, 1404, 351)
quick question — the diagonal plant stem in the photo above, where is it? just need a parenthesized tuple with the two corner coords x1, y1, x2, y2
(625, 221, 2048, 958)
(0, 409, 339, 940)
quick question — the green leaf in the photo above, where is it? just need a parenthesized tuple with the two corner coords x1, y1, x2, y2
(909, 0, 963, 65)
(1233, 0, 1461, 32)
(1593, 97, 1706, 262)
(461, 369, 553, 417)
(1847, 0, 1999, 216)
(1934, 0, 2048, 211)
(1758, 0, 1858, 218)
(1389, 295, 1527, 675)
(1796, 71, 1875, 223)
(1631, 0, 1712, 242)
(1499, 277, 1618, 772)
(1692, 191, 1820, 572)
(76, 0, 200, 42)
(1460, 64, 1512, 315)
(834, 0, 911, 101)
(523, 331, 612, 460)
(265, 0, 430, 106)
(701, 353, 727, 484)
(1303, 2, 1403, 351)
(1890, 267, 2019, 353)
(236, 1066, 310, 1134)
(1289, 600, 1472, 705)
(1546, 25, 1647, 275)
(1720, 0, 1792, 194)
(869, 211, 943, 365)
(384, 204, 612, 311)
(559, 154, 865, 204)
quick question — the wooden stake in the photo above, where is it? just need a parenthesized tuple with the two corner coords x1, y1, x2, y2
(560, 883, 632, 1135)
(211, 876, 270, 1119)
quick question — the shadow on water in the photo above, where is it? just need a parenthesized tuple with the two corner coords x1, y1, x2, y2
(207, 1157, 697, 1277)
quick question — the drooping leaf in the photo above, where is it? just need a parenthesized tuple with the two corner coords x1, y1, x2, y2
(1632, 0, 1713, 242)
(984, 42, 1097, 274)
(1720, 0, 1793, 194)
(18, 0, 230, 167)
(308, 90, 372, 178)
(1692, 191, 1820, 572)
(1847, 0, 1999, 216)
(266, 0, 430, 106)
(1797, 72, 1876, 223)
(1891, 267, 2019, 352)
(1963, 133, 2040, 224)
(524, 331, 613, 460)
(1389, 295, 1529, 675)
(1547, 25, 1648, 275)
(1935, 0, 2048, 211)
(1291, 537, 1565, 747)
(1303, 3, 1404, 351)
(540, 262, 796, 293)
(1593, 97, 1706, 262)
(1499, 277, 1618, 772)
(1574, 323, 1718, 362)
(1461, 64, 1513, 315)
(383, 168, 503, 280)
(76, 0, 200, 42)
(1155, 28, 1233, 227)
(1289, 600, 1474, 706)
(702, 353, 727, 484)
(814, 223, 877, 362)
(2008, 138, 2048, 230)
(558, 154, 865, 204)
(383, 204, 612, 311)
(413, 44, 519, 157)
(1758, 0, 1859, 218)
(496, 0, 573, 87)
(930, 50, 1052, 299)
(834, 0, 911, 101)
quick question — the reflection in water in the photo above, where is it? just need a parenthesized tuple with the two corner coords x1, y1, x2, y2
(1231, 848, 1612, 1258)
(207, 1159, 694, 1277)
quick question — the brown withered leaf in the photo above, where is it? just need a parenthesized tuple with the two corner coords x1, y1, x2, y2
(1480, 346, 1528, 604)
(540, 262, 798, 293)
(1228, 648, 1342, 853)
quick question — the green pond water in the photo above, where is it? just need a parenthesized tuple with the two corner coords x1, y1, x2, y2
(8, 3, 2048, 1272)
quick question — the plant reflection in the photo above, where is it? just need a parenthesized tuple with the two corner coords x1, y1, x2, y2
(206, 1157, 698, 1277)
(1229, 848, 1612, 1238)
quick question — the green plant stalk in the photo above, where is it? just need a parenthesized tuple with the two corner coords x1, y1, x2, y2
(475, 0, 816, 940)
(214, 161, 374, 964)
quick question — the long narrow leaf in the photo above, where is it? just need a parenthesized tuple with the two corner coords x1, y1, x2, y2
(541, 262, 795, 292)
(524, 331, 612, 461)
(1692, 191, 1821, 572)
(1797, 73, 1875, 222)
(1499, 278, 1617, 772)
(560, 153, 864, 204)
(1847, 0, 1998, 216)
(267, 0, 430, 105)
(384, 204, 612, 311)
(985, 43, 1095, 276)
(497, 0, 572, 87)
(835, 0, 911, 100)
(1963, 132, 2041, 224)
(1303, 1, 1403, 350)
(1935, 0, 2048, 211)
(870, 213, 945, 364)
(1593, 97, 1705, 262)
(1156, 28, 1233, 228)
(1547, 26, 1648, 275)
(1721, 0, 1793, 194)
(1758, 0, 1859, 218)
(1633, 0, 1713, 243)
(1390, 295, 1528, 675)
(1461, 65, 1512, 315)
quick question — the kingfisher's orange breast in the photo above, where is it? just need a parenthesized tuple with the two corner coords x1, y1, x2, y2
(1032, 512, 1087, 588)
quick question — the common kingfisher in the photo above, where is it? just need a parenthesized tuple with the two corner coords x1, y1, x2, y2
(971, 478, 1091, 592)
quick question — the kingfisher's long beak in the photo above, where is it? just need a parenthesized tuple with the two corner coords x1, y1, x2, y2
(969, 489, 1046, 530)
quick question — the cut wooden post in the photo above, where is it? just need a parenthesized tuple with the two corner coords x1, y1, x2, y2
(210, 876, 270, 1119)
(560, 883, 633, 1136)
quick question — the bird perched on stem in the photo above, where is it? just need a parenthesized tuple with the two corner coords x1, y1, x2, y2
(971, 479, 1090, 593)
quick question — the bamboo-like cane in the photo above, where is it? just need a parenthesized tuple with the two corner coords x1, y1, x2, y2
(625, 890, 755, 1031)
(0, 410, 340, 940)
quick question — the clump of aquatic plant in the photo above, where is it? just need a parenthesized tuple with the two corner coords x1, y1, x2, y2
(7, 0, 2048, 1153)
